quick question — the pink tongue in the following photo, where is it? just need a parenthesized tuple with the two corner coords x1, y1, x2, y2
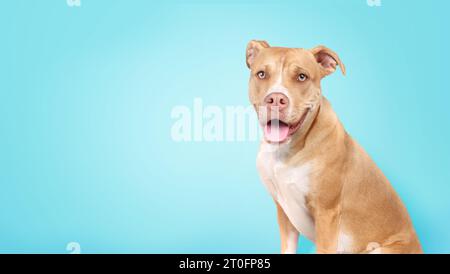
(264, 120, 290, 143)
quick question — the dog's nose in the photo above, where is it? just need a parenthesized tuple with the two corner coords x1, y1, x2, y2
(264, 93, 289, 110)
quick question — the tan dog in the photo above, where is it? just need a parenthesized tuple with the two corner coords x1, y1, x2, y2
(246, 40, 422, 254)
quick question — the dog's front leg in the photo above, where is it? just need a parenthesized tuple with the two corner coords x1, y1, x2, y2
(276, 201, 299, 254)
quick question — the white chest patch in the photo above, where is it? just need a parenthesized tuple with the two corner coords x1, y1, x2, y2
(257, 143, 316, 241)
(336, 231, 353, 254)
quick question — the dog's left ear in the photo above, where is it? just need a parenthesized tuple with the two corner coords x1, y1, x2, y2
(246, 40, 270, 68)
(310, 46, 346, 77)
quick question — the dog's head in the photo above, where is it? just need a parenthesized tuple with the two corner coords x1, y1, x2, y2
(246, 40, 345, 144)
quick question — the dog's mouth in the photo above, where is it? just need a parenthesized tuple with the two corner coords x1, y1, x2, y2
(263, 109, 310, 144)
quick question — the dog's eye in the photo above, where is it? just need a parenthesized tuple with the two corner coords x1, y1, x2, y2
(257, 71, 266, 79)
(297, 73, 308, 82)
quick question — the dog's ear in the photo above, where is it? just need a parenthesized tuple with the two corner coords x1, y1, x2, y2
(310, 45, 346, 77)
(246, 40, 270, 68)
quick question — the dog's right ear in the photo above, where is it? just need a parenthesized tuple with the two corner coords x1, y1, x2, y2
(310, 45, 346, 77)
(246, 40, 270, 68)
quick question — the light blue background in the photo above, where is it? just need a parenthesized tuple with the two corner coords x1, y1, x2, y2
(1, 0, 449, 253)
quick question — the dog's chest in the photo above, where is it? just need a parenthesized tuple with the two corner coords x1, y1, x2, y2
(257, 145, 316, 241)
